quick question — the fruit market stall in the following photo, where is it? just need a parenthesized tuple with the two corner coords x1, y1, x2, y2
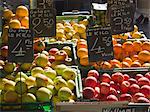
(0, 0, 150, 112)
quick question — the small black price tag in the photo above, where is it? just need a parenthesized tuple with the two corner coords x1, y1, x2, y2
(8, 29, 33, 63)
(108, 2, 135, 34)
(87, 26, 114, 62)
(37, 0, 54, 9)
(29, 8, 56, 37)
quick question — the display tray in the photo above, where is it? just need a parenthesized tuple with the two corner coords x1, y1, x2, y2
(0, 66, 83, 111)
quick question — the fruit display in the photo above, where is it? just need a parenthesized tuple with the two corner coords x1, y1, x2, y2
(82, 69, 150, 103)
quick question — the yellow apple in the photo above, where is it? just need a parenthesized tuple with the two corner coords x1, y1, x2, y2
(54, 64, 67, 75)
(58, 87, 72, 101)
(25, 76, 36, 86)
(62, 68, 77, 80)
(4, 90, 18, 103)
(54, 78, 68, 90)
(36, 73, 49, 87)
(44, 69, 57, 80)
(67, 80, 76, 90)
(31, 67, 44, 77)
(22, 93, 36, 103)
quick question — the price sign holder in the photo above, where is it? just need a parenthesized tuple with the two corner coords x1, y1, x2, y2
(87, 26, 114, 62)
(56, 101, 129, 112)
(37, 0, 54, 9)
(29, 8, 56, 37)
(8, 29, 33, 63)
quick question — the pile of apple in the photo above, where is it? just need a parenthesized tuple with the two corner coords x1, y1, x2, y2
(0, 53, 78, 109)
(82, 70, 150, 103)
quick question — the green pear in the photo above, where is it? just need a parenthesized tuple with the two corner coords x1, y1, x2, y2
(54, 64, 67, 75)
(44, 69, 57, 80)
(31, 67, 44, 77)
(26, 76, 36, 86)
(15, 80, 28, 94)
(3, 80, 15, 91)
(22, 93, 36, 103)
(28, 86, 38, 95)
(47, 85, 57, 95)
(36, 74, 49, 87)
(67, 80, 76, 90)
(15, 72, 28, 79)
(36, 87, 52, 102)
(54, 78, 68, 90)
(58, 87, 72, 101)
(3, 62, 16, 73)
(4, 90, 18, 103)
(62, 68, 77, 80)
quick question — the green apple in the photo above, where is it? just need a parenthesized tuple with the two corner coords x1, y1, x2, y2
(52, 96, 61, 106)
(28, 86, 38, 95)
(4, 90, 18, 103)
(22, 93, 36, 103)
(54, 78, 68, 90)
(20, 63, 32, 71)
(26, 76, 36, 86)
(62, 46, 72, 57)
(67, 80, 76, 90)
(47, 85, 57, 95)
(3, 80, 15, 91)
(58, 87, 72, 101)
(62, 68, 77, 80)
(44, 69, 57, 80)
(15, 80, 28, 94)
(54, 64, 67, 75)
(15, 72, 28, 79)
(34, 53, 49, 68)
(36, 74, 49, 87)
(36, 87, 52, 102)
(3, 62, 16, 73)
(31, 67, 44, 77)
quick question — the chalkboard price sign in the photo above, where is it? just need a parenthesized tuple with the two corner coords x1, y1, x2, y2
(87, 27, 114, 62)
(37, 0, 53, 9)
(30, 8, 56, 37)
(8, 29, 33, 63)
(108, 4, 135, 34)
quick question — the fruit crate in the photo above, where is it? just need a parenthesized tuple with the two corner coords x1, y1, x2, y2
(45, 42, 77, 66)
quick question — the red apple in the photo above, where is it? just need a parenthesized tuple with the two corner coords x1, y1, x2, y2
(94, 87, 100, 98)
(110, 81, 120, 91)
(140, 85, 150, 99)
(133, 92, 145, 103)
(96, 81, 101, 88)
(138, 77, 150, 86)
(145, 72, 150, 80)
(54, 50, 68, 61)
(49, 48, 59, 56)
(120, 81, 130, 93)
(128, 78, 137, 85)
(87, 70, 99, 79)
(107, 94, 118, 101)
(1, 45, 8, 58)
(100, 82, 110, 95)
(48, 55, 55, 63)
(83, 87, 95, 99)
(123, 74, 130, 81)
(101, 73, 111, 83)
(135, 74, 144, 80)
(112, 72, 124, 84)
(119, 93, 132, 102)
(109, 87, 117, 96)
(137, 97, 150, 103)
(129, 84, 140, 95)
(85, 76, 97, 88)
(99, 94, 107, 101)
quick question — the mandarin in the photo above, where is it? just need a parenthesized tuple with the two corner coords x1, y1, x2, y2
(122, 41, 134, 52)
(133, 41, 142, 52)
(142, 41, 150, 51)
(113, 44, 123, 54)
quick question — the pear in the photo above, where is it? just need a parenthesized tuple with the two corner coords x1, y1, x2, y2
(22, 93, 36, 103)
(36, 87, 52, 102)
(62, 68, 77, 80)
(58, 87, 72, 101)
(44, 69, 57, 80)
(54, 64, 67, 75)
(54, 78, 68, 90)
(67, 80, 76, 90)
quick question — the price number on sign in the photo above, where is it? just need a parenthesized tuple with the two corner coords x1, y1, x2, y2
(37, 0, 53, 8)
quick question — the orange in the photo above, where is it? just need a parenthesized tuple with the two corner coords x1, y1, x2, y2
(9, 19, 21, 29)
(122, 41, 134, 52)
(131, 61, 141, 67)
(111, 63, 121, 68)
(80, 55, 89, 66)
(101, 61, 112, 70)
(110, 59, 121, 67)
(142, 41, 150, 51)
(3, 9, 13, 20)
(123, 57, 132, 65)
(129, 51, 137, 57)
(122, 62, 130, 68)
(16, 6, 29, 17)
(20, 16, 29, 28)
(112, 34, 119, 39)
(121, 50, 129, 58)
(138, 50, 150, 62)
(131, 55, 139, 61)
(133, 41, 142, 52)
(113, 44, 122, 54)
(77, 48, 88, 58)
